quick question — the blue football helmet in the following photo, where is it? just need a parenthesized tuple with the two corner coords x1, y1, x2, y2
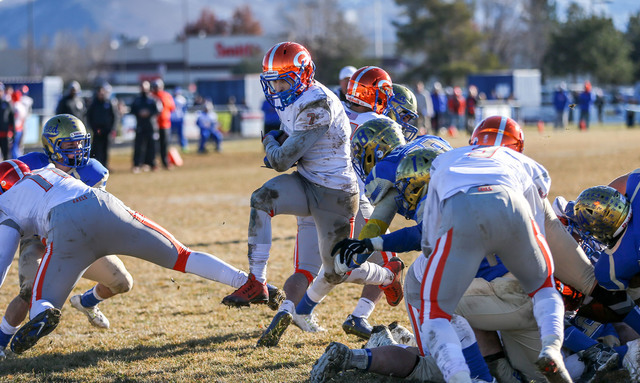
(42, 114, 91, 168)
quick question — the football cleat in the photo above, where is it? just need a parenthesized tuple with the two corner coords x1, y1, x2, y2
(221, 273, 268, 308)
(10, 308, 61, 354)
(266, 285, 285, 311)
(292, 312, 326, 333)
(578, 342, 619, 383)
(364, 325, 397, 348)
(310, 342, 351, 383)
(388, 321, 417, 347)
(256, 311, 292, 347)
(379, 257, 405, 306)
(623, 338, 640, 381)
(535, 346, 572, 383)
(342, 314, 372, 340)
(70, 295, 110, 329)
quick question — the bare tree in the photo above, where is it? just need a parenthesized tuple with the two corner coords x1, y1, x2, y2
(279, 0, 368, 85)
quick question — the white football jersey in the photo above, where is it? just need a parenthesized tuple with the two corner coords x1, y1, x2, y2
(0, 167, 92, 237)
(276, 82, 358, 193)
(342, 102, 388, 138)
(421, 145, 551, 253)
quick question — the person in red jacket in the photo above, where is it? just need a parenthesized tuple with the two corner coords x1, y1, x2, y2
(151, 79, 176, 170)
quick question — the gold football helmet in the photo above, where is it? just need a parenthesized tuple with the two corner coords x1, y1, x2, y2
(351, 118, 406, 181)
(573, 185, 631, 247)
(385, 84, 419, 141)
(42, 114, 91, 167)
(394, 147, 450, 219)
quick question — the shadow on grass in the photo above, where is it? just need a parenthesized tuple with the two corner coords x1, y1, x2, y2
(0, 330, 285, 377)
(188, 235, 295, 247)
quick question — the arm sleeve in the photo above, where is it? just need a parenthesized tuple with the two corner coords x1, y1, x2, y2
(358, 191, 398, 240)
(0, 223, 20, 288)
(378, 224, 423, 253)
(263, 126, 328, 172)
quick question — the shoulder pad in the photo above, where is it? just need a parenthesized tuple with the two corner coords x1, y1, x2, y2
(73, 159, 109, 188)
(18, 152, 50, 171)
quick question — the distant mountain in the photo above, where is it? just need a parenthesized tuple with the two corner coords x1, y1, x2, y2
(0, 0, 637, 51)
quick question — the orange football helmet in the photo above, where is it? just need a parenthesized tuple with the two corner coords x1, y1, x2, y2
(0, 159, 31, 194)
(469, 115, 524, 153)
(346, 66, 393, 114)
(260, 42, 316, 111)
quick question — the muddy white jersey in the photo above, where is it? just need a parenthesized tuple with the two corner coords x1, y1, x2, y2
(342, 102, 389, 138)
(276, 81, 357, 193)
(421, 145, 551, 253)
(0, 166, 92, 237)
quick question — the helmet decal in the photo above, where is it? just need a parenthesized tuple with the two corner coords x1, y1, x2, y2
(493, 116, 508, 147)
(293, 51, 309, 68)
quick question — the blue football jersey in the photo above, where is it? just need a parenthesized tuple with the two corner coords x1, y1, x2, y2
(593, 171, 640, 290)
(365, 135, 452, 212)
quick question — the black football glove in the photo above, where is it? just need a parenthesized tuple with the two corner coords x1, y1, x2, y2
(331, 238, 374, 272)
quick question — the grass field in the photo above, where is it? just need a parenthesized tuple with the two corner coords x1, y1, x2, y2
(0, 123, 639, 382)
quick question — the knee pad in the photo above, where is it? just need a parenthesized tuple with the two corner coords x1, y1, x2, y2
(109, 271, 134, 294)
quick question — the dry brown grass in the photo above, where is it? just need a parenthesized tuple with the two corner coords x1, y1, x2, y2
(0, 124, 638, 382)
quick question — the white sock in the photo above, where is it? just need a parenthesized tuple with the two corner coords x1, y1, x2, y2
(247, 242, 271, 283)
(247, 209, 272, 283)
(0, 317, 18, 335)
(184, 251, 249, 288)
(279, 299, 295, 314)
(306, 268, 333, 303)
(532, 286, 565, 340)
(351, 298, 375, 319)
(423, 317, 469, 382)
(345, 262, 392, 285)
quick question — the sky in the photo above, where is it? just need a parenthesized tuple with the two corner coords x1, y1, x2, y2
(0, 0, 638, 47)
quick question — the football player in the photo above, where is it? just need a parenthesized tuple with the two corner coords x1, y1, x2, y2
(569, 175, 640, 381)
(0, 159, 280, 355)
(0, 114, 134, 359)
(290, 68, 407, 341)
(221, 43, 404, 348)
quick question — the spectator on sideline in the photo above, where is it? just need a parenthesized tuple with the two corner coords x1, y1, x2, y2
(578, 81, 595, 130)
(87, 83, 118, 169)
(170, 87, 189, 153)
(414, 81, 434, 135)
(197, 101, 222, 153)
(150, 79, 176, 170)
(430, 82, 447, 134)
(10, 90, 28, 159)
(465, 85, 478, 134)
(131, 81, 160, 173)
(553, 82, 570, 130)
(335, 65, 357, 102)
(0, 83, 14, 160)
(56, 81, 86, 123)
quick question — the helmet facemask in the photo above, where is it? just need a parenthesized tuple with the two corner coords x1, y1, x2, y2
(385, 84, 419, 141)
